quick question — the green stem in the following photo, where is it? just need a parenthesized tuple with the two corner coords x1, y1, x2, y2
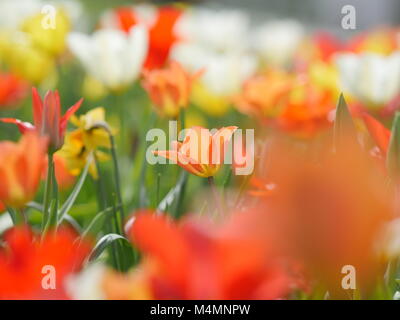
(42, 152, 54, 232)
(207, 176, 225, 217)
(109, 133, 125, 233)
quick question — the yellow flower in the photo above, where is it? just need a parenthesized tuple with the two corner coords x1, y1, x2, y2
(57, 130, 109, 180)
(58, 107, 112, 179)
(82, 76, 108, 101)
(0, 31, 56, 84)
(21, 10, 71, 57)
(70, 107, 112, 150)
(191, 82, 231, 117)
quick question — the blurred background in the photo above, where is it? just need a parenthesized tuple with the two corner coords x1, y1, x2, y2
(81, 0, 400, 35)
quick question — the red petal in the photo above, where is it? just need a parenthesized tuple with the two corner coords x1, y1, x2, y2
(31, 87, 43, 128)
(59, 98, 83, 136)
(362, 113, 391, 155)
(0, 118, 35, 133)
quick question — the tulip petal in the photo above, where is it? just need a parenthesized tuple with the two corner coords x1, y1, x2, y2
(0, 118, 35, 133)
(31, 87, 43, 128)
(60, 98, 84, 136)
(362, 112, 391, 155)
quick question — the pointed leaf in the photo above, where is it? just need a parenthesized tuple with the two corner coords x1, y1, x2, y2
(334, 93, 357, 149)
(157, 171, 188, 215)
(88, 233, 130, 262)
(80, 207, 113, 240)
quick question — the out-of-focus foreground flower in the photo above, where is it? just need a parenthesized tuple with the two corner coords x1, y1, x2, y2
(0, 132, 47, 209)
(103, 211, 291, 299)
(0, 226, 91, 299)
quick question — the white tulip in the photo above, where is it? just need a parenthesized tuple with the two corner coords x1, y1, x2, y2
(68, 26, 148, 90)
(174, 8, 250, 52)
(252, 20, 304, 67)
(335, 52, 400, 106)
(172, 43, 257, 96)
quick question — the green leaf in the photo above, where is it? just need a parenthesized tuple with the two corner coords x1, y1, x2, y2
(57, 156, 92, 225)
(333, 93, 356, 149)
(387, 112, 400, 178)
(88, 233, 130, 262)
(157, 171, 188, 215)
(80, 207, 113, 240)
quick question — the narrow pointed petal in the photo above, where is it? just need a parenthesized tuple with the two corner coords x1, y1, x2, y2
(0, 118, 35, 133)
(60, 98, 84, 135)
(31, 87, 43, 128)
(362, 112, 391, 155)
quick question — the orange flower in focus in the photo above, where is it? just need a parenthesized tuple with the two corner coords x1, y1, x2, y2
(234, 71, 335, 137)
(153, 126, 237, 177)
(111, 6, 182, 70)
(0, 226, 91, 299)
(1, 87, 83, 150)
(142, 61, 201, 117)
(113, 212, 290, 300)
(0, 133, 47, 208)
(0, 73, 28, 108)
(256, 136, 394, 296)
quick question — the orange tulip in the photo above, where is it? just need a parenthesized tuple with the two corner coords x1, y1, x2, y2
(362, 112, 391, 157)
(42, 154, 76, 191)
(0, 226, 91, 299)
(0, 132, 47, 208)
(142, 61, 201, 117)
(153, 126, 237, 177)
(113, 211, 291, 299)
(251, 135, 394, 297)
(0, 73, 28, 108)
(234, 70, 336, 137)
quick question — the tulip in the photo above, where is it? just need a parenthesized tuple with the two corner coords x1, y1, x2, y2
(68, 26, 148, 91)
(0, 72, 28, 108)
(335, 52, 400, 107)
(252, 20, 304, 68)
(0, 226, 91, 299)
(142, 61, 201, 117)
(101, 5, 182, 70)
(0, 132, 47, 209)
(103, 211, 291, 300)
(153, 126, 237, 178)
(1, 87, 83, 151)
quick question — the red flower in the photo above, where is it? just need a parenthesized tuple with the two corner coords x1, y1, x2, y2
(0, 73, 28, 108)
(362, 112, 391, 157)
(124, 212, 290, 299)
(112, 6, 182, 70)
(1, 87, 83, 150)
(0, 226, 91, 299)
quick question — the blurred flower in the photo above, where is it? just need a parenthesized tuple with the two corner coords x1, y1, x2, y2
(349, 28, 399, 55)
(0, 0, 42, 29)
(108, 211, 291, 299)
(142, 61, 201, 117)
(82, 76, 108, 101)
(154, 126, 237, 178)
(0, 226, 91, 299)
(101, 5, 182, 70)
(68, 26, 148, 91)
(252, 20, 304, 68)
(254, 136, 394, 296)
(21, 9, 70, 57)
(172, 44, 257, 116)
(0, 31, 56, 84)
(1, 87, 83, 150)
(234, 70, 336, 137)
(175, 8, 249, 52)
(0, 132, 47, 208)
(0, 72, 28, 108)
(335, 52, 400, 107)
